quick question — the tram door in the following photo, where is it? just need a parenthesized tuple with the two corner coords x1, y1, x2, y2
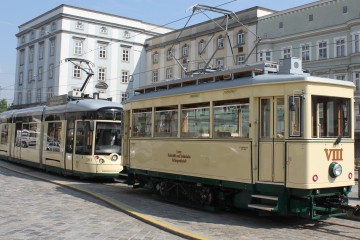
(258, 97, 285, 183)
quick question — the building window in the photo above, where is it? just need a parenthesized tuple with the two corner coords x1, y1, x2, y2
(152, 71, 158, 83)
(18, 93, 22, 105)
(30, 31, 35, 40)
(355, 72, 360, 92)
(38, 67, 43, 81)
(75, 21, 83, 30)
(51, 21, 57, 31)
(237, 31, 245, 45)
(19, 72, 23, 86)
(279, 22, 283, 28)
(99, 44, 107, 59)
(198, 62, 205, 70)
(259, 50, 271, 61)
(36, 88, 42, 102)
(182, 44, 188, 58)
(40, 27, 46, 36)
(123, 31, 130, 38)
(167, 48, 173, 60)
(73, 65, 81, 78)
(355, 34, 360, 53)
(20, 50, 25, 65)
(29, 46, 34, 63)
(166, 68, 173, 79)
(237, 55, 245, 65)
(217, 36, 224, 49)
(122, 71, 129, 83)
(100, 26, 107, 34)
(335, 38, 346, 57)
(309, 14, 313, 21)
(74, 39, 83, 55)
(153, 52, 159, 64)
(49, 64, 54, 79)
(47, 87, 53, 100)
(199, 40, 206, 54)
(283, 47, 292, 59)
(216, 58, 224, 69)
(98, 68, 106, 81)
(121, 92, 128, 102)
(122, 49, 129, 62)
(27, 90, 32, 104)
(343, 6, 348, 13)
(301, 44, 310, 62)
(21, 36, 26, 44)
(39, 42, 44, 60)
(335, 74, 346, 80)
(318, 41, 328, 59)
(49, 38, 55, 56)
(28, 69, 33, 83)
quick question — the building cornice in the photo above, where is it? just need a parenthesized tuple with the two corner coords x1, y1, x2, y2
(18, 4, 172, 32)
(258, 18, 360, 45)
(258, 0, 337, 22)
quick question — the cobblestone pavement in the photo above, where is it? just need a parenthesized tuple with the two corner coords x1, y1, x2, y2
(1, 160, 359, 240)
(0, 164, 182, 240)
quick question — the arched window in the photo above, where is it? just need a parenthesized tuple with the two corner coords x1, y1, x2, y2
(237, 31, 245, 45)
(182, 44, 188, 58)
(198, 39, 206, 54)
(167, 48, 173, 60)
(153, 51, 159, 64)
(217, 35, 224, 48)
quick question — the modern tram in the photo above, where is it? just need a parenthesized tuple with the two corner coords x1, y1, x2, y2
(121, 58, 359, 219)
(0, 96, 123, 178)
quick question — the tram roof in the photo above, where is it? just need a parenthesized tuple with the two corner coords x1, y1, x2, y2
(127, 73, 354, 103)
(47, 98, 122, 113)
(1, 99, 122, 118)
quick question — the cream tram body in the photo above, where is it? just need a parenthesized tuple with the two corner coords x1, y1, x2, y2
(0, 99, 123, 178)
(122, 63, 355, 218)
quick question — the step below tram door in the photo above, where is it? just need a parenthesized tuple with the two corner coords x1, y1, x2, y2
(258, 97, 285, 183)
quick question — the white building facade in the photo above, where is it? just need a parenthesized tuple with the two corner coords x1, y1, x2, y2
(14, 4, 172, 107)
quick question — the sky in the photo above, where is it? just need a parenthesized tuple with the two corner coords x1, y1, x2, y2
(0, 0, 317, 104)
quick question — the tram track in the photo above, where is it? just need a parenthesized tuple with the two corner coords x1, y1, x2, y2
(0, 161, 207, 240)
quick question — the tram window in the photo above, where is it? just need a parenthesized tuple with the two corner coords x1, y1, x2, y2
(312, 96, 350, 138)
(46, 122, 62, 152)
(75, 121, 93, 155)
(0, 124, 8, 145)
(66, 119, 75, 153)
(276, 98, 285, 139)
(132, 109, 152, 137)
(261, 99, 271, 138)
(154, 107, 178, 137)
(213, 99, 249, 138)
(289, 96, 302, 137)
(95, 122, 121, 154)
(181, 103, 210, 138)
(15, 123, 40, 148)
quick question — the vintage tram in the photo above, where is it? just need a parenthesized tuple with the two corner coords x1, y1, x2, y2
(121, 58, 358, 219)
(0, 96, 122, 178)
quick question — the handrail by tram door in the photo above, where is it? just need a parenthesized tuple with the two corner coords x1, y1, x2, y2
(258, 97, 285, 184)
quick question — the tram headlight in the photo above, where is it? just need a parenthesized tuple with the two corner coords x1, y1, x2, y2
(111, 155, 118, 161)
(329, 162, 342, 178)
